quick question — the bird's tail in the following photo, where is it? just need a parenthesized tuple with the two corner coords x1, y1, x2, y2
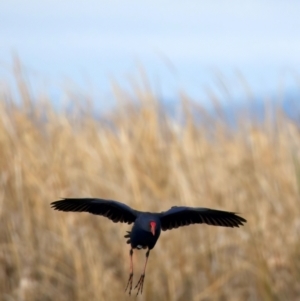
(124, 231, 131, 244)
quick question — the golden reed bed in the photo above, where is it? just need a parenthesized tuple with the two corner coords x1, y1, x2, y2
(0, 64, 299, 300)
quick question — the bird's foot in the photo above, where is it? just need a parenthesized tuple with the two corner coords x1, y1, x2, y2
(125, 273, 133, 295)
(134, 274, 145, 295)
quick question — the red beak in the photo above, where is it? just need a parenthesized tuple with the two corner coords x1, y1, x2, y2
(150, 221, 156, 236)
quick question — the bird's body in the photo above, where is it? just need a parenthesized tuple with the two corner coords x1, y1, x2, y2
(51, 198, 246, 295)
(129, 214, 161, 250)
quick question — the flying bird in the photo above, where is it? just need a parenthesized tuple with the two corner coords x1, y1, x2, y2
(51, 198, 246, 295)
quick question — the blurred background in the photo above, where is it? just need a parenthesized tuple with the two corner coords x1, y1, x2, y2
(1, 1, 300, 301)
(1, 0, 300, 107)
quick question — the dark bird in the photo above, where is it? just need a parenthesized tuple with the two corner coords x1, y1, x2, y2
(51, 198, 246, 295)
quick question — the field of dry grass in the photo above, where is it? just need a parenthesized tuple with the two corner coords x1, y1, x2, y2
(1, 65, 300, 301)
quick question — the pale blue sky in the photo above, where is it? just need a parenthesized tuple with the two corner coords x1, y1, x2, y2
(1, 0, 300, 105)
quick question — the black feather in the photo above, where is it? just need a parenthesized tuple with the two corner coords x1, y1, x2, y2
(51, 198, 140, 224)
(159, 206, 246, 231)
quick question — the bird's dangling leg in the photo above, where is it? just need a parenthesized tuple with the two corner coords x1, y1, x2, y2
(125, 248, 134, 295)
(134, 249, 150, 295)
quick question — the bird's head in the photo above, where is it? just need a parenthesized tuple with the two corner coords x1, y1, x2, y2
(149, 221, 156, 236)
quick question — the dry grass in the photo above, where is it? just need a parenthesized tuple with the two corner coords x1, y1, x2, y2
(1, 64, 300, 301)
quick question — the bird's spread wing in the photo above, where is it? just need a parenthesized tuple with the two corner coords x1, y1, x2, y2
(159, 206, 246, 231)
(51, 198, 140, 224)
